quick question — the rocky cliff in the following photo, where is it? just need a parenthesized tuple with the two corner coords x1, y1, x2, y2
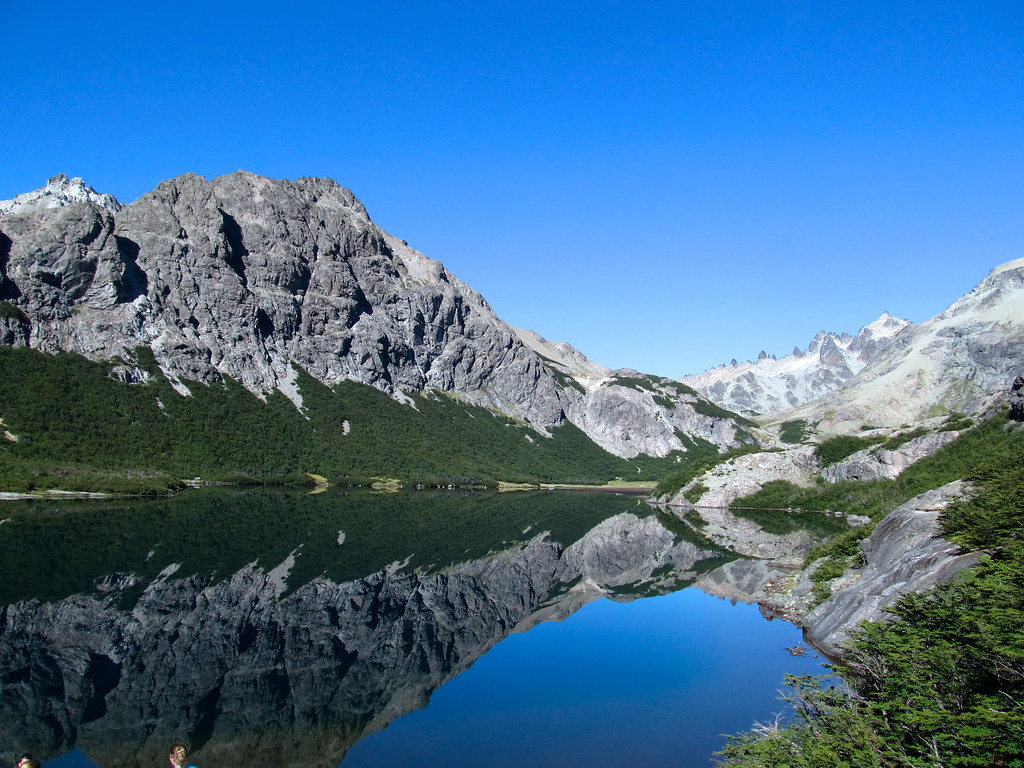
(0, 172, 747, 459)
(802, 482, 981, 657)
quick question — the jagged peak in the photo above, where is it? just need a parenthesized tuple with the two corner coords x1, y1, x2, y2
(859, 311, 911, 334)
(0, 173, 123, 216)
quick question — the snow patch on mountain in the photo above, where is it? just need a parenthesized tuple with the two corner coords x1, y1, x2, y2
(789, 258, 1024, 432)
(680, 313, 911, 416)
(0, 174, 123, 216)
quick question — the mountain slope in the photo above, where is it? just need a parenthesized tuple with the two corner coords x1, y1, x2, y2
(680, 313, 911, 416)
(0, 172, 751, 478)
(781, 258, 1024, 432)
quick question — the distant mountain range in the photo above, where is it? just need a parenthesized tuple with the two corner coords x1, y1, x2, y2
(781, 257, 1024, 432)
(680, 313, 911, 416)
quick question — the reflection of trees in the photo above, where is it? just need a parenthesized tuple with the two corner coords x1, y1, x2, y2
(0, 506, 720, 768)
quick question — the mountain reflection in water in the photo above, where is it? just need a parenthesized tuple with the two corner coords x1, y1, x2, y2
(0, 489, 833, 768)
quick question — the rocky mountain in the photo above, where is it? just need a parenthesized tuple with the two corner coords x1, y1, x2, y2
(680, 312, 911, 416)
(0, 172, 749, 463)
(780, 257, 1024, 432)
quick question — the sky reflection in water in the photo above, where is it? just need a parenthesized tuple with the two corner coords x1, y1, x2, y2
(3, 489, 833, 768)
(344, 588, 827, 768)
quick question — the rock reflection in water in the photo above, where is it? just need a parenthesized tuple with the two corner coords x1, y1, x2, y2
(675, 503, 850, 622)
(0, 489, 724, 768)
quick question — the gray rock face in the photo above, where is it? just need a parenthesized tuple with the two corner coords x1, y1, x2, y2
(0, 512, 719, 768)
(802, 481, 982, 657)
(0, 172, 747, 456)
(565, 371, 745, 458)
(661, 445, 820, 509)
(821, 430, 961, 483)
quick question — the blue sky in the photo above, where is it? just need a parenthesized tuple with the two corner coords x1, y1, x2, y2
(3, 1, 1021, 376)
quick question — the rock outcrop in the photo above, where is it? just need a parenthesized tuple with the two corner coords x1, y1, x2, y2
(802, 482, 980, 657)
(821, 430, 962, 483)
(0, 172, 749, 457)
(658, 445, 820, 509)
(683, 480, 984, 656)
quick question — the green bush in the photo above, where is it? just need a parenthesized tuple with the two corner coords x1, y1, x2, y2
(779, 419, 811, 444)
(682, 481, 709, 503)
(0, 301, 27, 321)
(814, 435, 883, 466)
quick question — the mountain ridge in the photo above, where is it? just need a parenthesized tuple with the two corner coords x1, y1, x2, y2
(0, 172, 750, 472)
(679, 312, 911, 416)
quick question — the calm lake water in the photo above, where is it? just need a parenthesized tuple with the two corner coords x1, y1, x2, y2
(0, 488, 835, 768)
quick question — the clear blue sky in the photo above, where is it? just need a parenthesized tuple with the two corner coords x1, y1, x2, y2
(3, 1, 1021, 376)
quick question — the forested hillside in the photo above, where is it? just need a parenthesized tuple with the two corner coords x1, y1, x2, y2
(0, 347, 686, 492)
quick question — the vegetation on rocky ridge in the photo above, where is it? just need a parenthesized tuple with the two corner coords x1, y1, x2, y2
(718, 412, 1024, 766)
(0, 346, 694, 493)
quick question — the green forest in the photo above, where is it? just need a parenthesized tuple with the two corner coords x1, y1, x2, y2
(0, 346, 687, 492)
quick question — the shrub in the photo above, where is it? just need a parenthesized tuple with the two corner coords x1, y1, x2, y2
(814, 435, 883, 466)
(779, 419, 811, 444)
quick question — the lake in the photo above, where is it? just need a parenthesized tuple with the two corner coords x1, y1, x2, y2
(0, 488, 837, 768)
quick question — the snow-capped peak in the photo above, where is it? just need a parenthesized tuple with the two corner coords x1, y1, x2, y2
(0, 174, 123, 216)
(787, 257, 1024, 431)
(679, 312, 912, 416)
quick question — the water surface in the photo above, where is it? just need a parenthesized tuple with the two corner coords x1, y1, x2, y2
(0, 488, 833, 768)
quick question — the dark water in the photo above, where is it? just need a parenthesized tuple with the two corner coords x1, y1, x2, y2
(0, 488, 834, 768)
